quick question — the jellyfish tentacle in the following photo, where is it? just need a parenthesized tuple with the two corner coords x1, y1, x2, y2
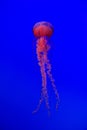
(39, 53, 50, 111)
(32, 94, 43, 114)
(44, 54, 60, 109)
(32, 53, 44, 113)
(37, 40, 50, 111)
(33, 42, 50, 113)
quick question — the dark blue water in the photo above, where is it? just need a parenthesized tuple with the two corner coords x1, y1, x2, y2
(0, 0, 87, 130)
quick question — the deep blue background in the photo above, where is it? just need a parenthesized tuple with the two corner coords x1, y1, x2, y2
(0, 0, 87, 130)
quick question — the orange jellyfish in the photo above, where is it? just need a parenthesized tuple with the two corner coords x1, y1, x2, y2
(33, 21, 59, 113)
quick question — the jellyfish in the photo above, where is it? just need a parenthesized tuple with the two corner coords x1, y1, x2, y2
(33, 21, 59, 113)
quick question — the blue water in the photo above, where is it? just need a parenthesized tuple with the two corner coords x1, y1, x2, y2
(0, 0, 87, 130)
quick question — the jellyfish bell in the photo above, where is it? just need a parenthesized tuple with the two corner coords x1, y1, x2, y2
(33, 21, 54, 38)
